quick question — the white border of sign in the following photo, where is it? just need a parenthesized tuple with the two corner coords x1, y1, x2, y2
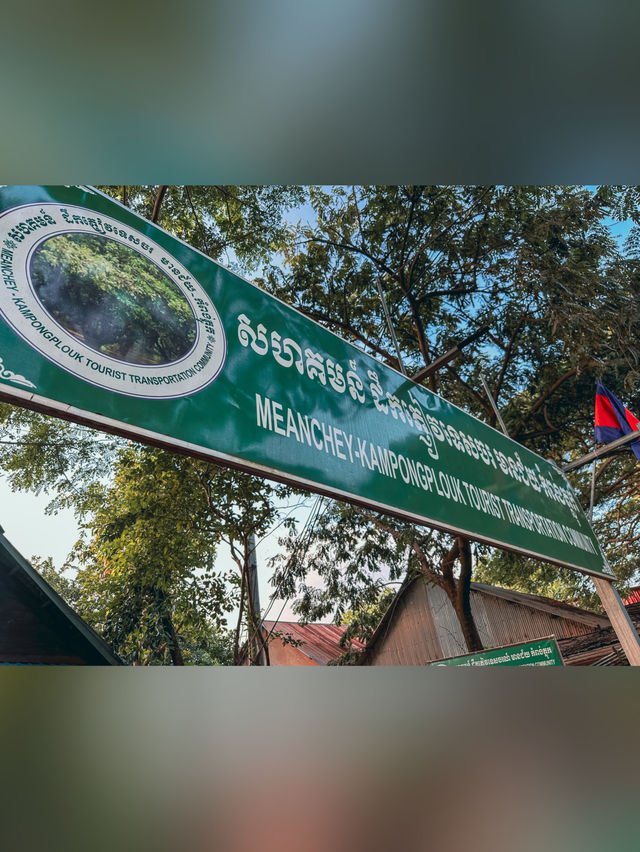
(0, 202, 227, 399)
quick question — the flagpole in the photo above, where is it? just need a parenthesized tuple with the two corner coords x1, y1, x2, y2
(588, 458, 596, 524)
(480, 375, 509, 437)
(562, 427, 640, 472)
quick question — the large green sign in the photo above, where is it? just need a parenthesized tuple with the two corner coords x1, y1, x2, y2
(0, 186, 612, 577)
(428, 637, 565, 667)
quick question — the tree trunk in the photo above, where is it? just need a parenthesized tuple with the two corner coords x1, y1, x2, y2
(151, 185, 167, 223)
(439, 536, 484, 653)
(376, 520, 484, 655)
(156, 588, 184, 665)
(453, 537, 483, 652)
(233, 567, 247, 665)
(157, 613, 184, 665)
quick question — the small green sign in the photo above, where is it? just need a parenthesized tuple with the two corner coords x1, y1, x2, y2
(429, 637, 565, 667)
(0, 186, 612, 578)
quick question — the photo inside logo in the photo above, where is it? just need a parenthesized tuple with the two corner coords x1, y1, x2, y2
(29, 233, 197, 366)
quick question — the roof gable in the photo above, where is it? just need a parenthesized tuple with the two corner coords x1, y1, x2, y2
(0, 529, 122, 665)
(469, 583, 609, 628)
(360, 575, 610, 664)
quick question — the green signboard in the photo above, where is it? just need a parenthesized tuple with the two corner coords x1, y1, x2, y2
(429, 637, 565, 667)
(0, 186, 612, 578)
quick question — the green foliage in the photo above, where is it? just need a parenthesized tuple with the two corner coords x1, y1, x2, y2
(4, 184, 640, 659)
(341, 586, 397, 637)
(271, 499, 428, 623)
(0, 402, 122, 515)
(97, 185, 305, 272)
(328, 586, 398, 665)
(266, 185, 640, 624)
(472, 549, 603, 612)
(31, 555, 81, 609)
(69, 445, 233, 664)
(68, 441, 291, 664)
(32, 553, 234, 665)
(1, 415, 289, 664)
(0, 185, 307, 664)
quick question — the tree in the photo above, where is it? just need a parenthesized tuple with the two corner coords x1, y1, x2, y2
(99, 185, 305, 274)
(70, 444, 292, 665)
(3, 184, 640, 660)
(0, 402, 297, 664)
(33, 554, 235, 666)
(265, 185, 640, 646)
(332, 586, 397, 665)
(0, 185, 307, 663)
(31, 556, 81, 610)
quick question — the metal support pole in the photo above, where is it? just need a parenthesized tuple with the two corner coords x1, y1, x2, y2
(562, 427, 640, 472)
(375, 277, 407, 376)
(592, 576, 640, 666)
(588, 459, 596, 524)
(247, 532, 264, 665)
(480, 375, 509, 437)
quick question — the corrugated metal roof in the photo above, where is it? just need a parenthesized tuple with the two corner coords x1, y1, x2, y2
(469, 582, 609, 627)
(558, 603, 640, 666)
(360, 575, 612, 665)
(262, 621, 365, 665)
(624, 588, 640, 605)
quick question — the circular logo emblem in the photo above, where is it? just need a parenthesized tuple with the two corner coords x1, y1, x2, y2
(0, 202, 226, 398)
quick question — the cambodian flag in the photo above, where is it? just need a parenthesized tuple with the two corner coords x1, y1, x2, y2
(594, 380, 640, 461)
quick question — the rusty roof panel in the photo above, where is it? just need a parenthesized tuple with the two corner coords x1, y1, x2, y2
(262, 621, 365, 665)
(624, 588, 640, 605)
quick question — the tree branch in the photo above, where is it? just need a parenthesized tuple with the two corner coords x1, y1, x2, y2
(443, 365, 492, 416)
(300, 309, 399, 367)
(233, 561, 247, 664)
(151, 185, 167, 223)
(302, 235, 398, 282)
(440, 538, 459, 590)
(511, 368, 577, 439)
(404, 187, 493, 283)
(351, 185, 367, 251)
(495, 317, 525, 400)
(400, 186, 422, 267)
(416, 286, 479, 303)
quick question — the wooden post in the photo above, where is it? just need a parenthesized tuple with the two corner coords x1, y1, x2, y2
(592, 576, 640, 666)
